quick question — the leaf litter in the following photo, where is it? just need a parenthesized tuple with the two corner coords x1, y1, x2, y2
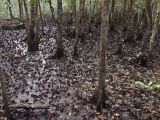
(0, 19, 160, 120)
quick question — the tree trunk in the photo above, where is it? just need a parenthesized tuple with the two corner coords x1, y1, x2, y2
(90, 0, 109, 113)
(148, 1, 160, 57)
(122, 0, 127, 31)
(7, 0, 14, 18)
(73, 0, 86, 57)
(18, 0, 24, 19)
(38, 0, 45, 36)
(115, 0, 127, 54)
(140, 0, 153, 53)
(48, 0, 56, 22)
(71, 0, 76, 25)
(146, 0, 152, 31)
(55, 0, 64, 58)
(109, 0, 115, 30)
(0, 69, 14, 120)
(71, 0, 76, 36)
(23, 0, 29, 20)
(27, 1, 39, 52)
(124, 0, 134, 42)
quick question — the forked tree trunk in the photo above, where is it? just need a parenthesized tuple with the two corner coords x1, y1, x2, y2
(55, 0, 64, 58)
(90, 0, 109, 113)
(148, 1, 160, 57)
(73, 0, 86, 57)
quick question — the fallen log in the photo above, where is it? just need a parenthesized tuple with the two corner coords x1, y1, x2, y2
(1, 23, 25, 30)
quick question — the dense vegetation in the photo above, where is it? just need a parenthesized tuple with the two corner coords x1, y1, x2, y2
(0, 0, 160, 120)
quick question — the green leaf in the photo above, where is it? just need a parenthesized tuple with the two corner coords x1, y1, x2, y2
(148, 81, 153, 86)
(135, 81, 148, 88)
(135, 81, 160, 89)
(150, 84, 160, 89)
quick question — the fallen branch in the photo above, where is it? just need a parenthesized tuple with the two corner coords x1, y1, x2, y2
(10, 104, 50, 110)
(1, 23, 25, 30)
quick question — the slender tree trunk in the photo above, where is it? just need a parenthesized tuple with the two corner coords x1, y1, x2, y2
(88, 0, 92, 32)
(23, 0, 29, 20)
(71, 0, 76, 25)
(73, 0, 86, 57)
(38, 0, 45, 35)
(146, 0, 152, 31)
(148, 1, 160, 57)
(28, 1, 39, 52)
(7, 0, 14, 18)
(48, 0, 56, 22)
(18, 0, 24, 19)
(23, 0, 30, 48)
(122, 0, 127, 31)
(0, 69, 13, 120)
(78, 0, 85, 43)
(90, 0, 109, 113)
(140, 0, 153, 53)
(35, 1, 40, 45)
(124, 0, 134, 42)
(70, 0, 76, 37)
(109, 0, 115, 30)
(55, 0, 64, 58)
(110, 0, 115, 21)
(115, 0, 127, 54)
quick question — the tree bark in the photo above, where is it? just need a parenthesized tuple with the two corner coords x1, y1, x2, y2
(48, 0, 56, 23)
(38, 0, 45, 35)
(7, 0, 14, 18)
(148, 1, 160, 57)
(55, 0, 64, 58)
(115, 0, 127, 54)
(27, 1, 39, 52)
(122, 0, 127, 31)
(145, 0, 152, 31)
(18, 0, 24, 19)
(71, 0, 76, 25)
(73, 0, 86, 57)
(23, 0, 29, 20)
(124, 0, 134, 42)
(0, 69, 14, 120)
(140, 0, 153, 53)
(109, 0, 115, 28)
(91, 0, 109, 113)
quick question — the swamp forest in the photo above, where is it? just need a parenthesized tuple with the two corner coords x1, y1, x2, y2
(0, 0, 160, 120)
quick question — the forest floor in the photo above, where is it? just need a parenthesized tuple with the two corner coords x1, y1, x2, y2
(0, 19, 160, 120)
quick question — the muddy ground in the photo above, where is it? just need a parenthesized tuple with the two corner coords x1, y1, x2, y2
(0, 19, 160, 120)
